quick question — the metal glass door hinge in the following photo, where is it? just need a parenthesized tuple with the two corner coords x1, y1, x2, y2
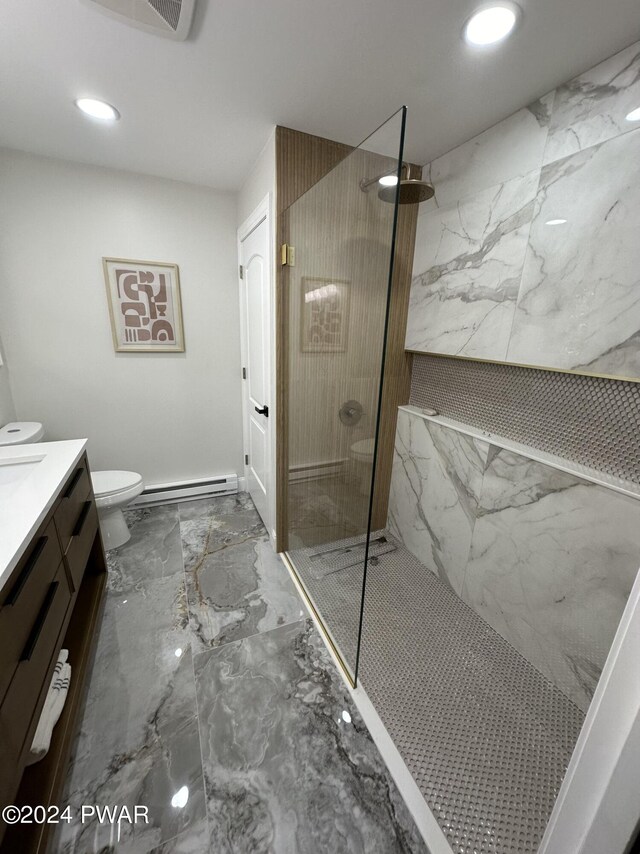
(280, 244, 295, 266)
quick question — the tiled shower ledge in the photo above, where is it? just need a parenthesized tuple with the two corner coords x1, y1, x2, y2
(400, 405, 640, 502)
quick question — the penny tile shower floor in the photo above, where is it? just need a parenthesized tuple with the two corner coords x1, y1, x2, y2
(55, 494, 427, 853)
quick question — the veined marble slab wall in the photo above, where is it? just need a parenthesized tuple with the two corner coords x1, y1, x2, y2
(407, 40, 640, 380)
(388, 407, 640, 711)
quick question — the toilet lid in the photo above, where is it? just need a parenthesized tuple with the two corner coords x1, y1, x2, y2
(91, 470, 143, 497)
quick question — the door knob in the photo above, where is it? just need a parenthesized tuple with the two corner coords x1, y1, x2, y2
(255, 405, 269, 417)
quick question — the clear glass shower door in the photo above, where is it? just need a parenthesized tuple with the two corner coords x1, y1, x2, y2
(282, 108, 406, 685)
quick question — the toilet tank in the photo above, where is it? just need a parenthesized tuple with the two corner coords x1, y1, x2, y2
(0, 422, 45, 446)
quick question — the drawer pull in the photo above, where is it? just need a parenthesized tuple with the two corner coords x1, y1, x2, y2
(5, 536, 48, 607)
(73, 501, 92, 537)
(21, 582, 59, 662)
(63, 467, 84, 499)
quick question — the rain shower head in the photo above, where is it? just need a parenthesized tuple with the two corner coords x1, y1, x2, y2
(379, 177, 434, 204)
(360, 164, 434, 205)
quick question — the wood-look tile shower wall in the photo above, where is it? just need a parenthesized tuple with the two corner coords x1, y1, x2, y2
(275, 126, 419, 549)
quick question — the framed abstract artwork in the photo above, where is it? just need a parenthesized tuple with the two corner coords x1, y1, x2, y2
(300, 277, 350, 353)
(103, 257, 185, 352)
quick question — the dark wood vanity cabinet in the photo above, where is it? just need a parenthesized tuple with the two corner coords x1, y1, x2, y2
(0, 452, 107, 853)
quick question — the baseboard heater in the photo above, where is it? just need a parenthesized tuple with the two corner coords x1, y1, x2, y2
(289, 459, 348, 483)
(130, 474, 239, 507)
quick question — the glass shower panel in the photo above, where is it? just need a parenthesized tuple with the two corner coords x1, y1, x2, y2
(283, 109, 405, 684)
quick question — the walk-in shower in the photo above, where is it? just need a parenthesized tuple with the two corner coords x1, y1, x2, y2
(278, 106, 639, 854)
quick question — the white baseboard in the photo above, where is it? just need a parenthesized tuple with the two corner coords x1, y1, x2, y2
(130, 474, 238, 507)
(289, 458, 348, 483)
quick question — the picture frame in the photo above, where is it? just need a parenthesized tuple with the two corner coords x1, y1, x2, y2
(102, 257, 185, 353)
(300, 277, 350, 353)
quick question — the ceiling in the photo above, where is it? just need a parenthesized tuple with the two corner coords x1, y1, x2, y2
(1, 0, 639, 191)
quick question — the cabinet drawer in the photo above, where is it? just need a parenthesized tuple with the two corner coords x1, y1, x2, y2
(54, 459, 91, 552)
(0, 521, 62, 704)
(65, 499, 98, 591)
(0, 562, 72, 770)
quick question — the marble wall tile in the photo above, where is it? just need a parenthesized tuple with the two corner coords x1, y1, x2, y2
(388, 409, 489, 593)
(408, 40, 640, 377)
(463, 448, 640, 711)
(425, 93, 554, 206)
(544, 40, 640, 165)
(195, 620, 428, 854)
(406, 171, 538, 359)
(507, 129, 640, 377)
(388, 415, 640, 712)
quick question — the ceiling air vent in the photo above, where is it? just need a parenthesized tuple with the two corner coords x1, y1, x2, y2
(81, 0, 196, 40)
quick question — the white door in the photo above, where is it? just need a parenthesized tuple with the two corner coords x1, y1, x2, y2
(239, 207, 271, 529)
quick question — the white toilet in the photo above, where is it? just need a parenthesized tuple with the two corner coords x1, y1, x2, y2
(350, 437, 376, 495)
(90, 470, 144, 549)
(0, 421, 143, 550)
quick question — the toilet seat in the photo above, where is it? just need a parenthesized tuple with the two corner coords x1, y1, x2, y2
(92, 470, 144, 509)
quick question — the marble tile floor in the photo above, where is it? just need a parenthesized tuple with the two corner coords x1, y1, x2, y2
(54, 494, 428, 854)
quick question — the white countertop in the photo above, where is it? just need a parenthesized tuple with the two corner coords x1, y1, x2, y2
(400, 406, 640, 503)
(0, 439, 88, 591)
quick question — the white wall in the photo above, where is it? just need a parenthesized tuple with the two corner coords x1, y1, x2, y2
(237, 130, 275, 228)
(0, 148, 242, 486)
(0, 336, 16, 425)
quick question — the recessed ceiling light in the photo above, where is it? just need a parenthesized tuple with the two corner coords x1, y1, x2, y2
(545, 218, 568, 226)
(379, 175, 399, 187)
(464, 3, 520, 46)
(626, 107, 640, 122)
(75, 98, 120, 121)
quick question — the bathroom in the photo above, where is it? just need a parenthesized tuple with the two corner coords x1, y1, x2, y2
(0, 1, 639, 852)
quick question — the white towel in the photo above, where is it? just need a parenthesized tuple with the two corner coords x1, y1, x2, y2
(26, 651, 71, 765)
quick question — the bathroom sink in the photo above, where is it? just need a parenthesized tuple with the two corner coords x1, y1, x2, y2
(0, 456, 44, 491)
